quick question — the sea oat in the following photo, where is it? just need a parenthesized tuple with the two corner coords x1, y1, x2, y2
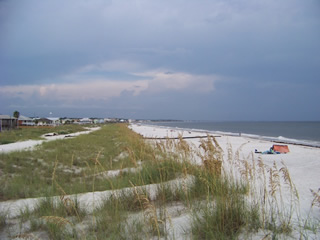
(51, 156, 59, 187)
(129, 181, 162, 236)
(310, 188, 320, 208)
(280, 161, 300, 205)
(41, 216, 73, 227)
(227, 143, 233, 165)
(70, 153, 74, 167)
(177, 134, 190, 156)
(126, 147, 137, 167)
(13, 233, 41, 240)
(268, 162, 280, 198)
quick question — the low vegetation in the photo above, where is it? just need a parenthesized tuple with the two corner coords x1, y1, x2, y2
(0, 124, 159, 200)
(0, 124, 319, 239)
(0, 124, 86, 144)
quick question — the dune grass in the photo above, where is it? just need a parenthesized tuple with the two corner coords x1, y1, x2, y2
(17, 196, 86, 240)
(0, 124, 192, 200)
(191, 195, 260, 239)
(1, 123, 252, 239)
(0, 124, 158, 200)
(0, 124, 86, 144)
(1, 124, 319, 239)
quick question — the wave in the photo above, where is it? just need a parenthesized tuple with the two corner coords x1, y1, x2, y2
(144, 123, 320, 148)
(224, 132, 320, 148)
(217, 132, 320, 148)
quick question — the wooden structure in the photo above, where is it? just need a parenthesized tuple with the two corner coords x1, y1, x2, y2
(0, 115, 18, 131)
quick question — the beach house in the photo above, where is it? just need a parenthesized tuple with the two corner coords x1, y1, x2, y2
(78, 118, 93, 124)
(47, 117, 61, 126)
(0, 115, 18, 131)
(18, 115, 35, 126)
(37, 118, 53, 126)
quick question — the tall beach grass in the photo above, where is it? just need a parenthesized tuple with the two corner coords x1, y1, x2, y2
(0, 124, 319, 239)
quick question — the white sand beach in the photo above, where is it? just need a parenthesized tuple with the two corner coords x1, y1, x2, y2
(130, 124, 320, 222)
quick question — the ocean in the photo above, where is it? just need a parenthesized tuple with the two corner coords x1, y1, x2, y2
(147, 121, 320, 147)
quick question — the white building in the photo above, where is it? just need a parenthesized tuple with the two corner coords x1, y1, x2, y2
(18, 115, 35, 126)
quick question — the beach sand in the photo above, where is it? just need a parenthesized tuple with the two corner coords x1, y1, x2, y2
(130, 124, 320, 221)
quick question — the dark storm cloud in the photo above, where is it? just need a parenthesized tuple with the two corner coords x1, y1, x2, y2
(0, 0, 319, 120)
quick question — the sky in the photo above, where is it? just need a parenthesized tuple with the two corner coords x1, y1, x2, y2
(0, 0, 319, 120)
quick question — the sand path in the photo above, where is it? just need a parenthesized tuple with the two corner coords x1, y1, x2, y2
(0, 127, 101, 154)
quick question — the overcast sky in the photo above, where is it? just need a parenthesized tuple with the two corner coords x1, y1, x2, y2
(0, 0, 319, 120)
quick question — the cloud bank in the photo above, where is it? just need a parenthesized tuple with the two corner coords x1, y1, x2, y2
(0, 62, 219, 105)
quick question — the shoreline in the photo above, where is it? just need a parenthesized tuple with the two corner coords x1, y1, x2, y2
(130, 123, 320, 220)
(142, 123, 320, 148)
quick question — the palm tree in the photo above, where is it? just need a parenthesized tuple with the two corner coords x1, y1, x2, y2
(13, 110, 20, 119)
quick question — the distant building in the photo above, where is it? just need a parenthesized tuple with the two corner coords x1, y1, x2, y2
(37, 118, 53, 126)
(0, 115, 18, 131)
(92, 118, 104, 124)
(60, 118, 73, 124)
(18, 115, 35, 126)
(72, 118, 81, 124)
(47, 117, 61, 126)
(78, 118, 93, 124)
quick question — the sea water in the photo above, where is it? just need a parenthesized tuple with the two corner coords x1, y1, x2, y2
(147, 121, 320, 147)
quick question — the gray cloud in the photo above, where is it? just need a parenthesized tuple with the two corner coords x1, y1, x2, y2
(0, 0, 319, 120)
(0, 65, 220, 105)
